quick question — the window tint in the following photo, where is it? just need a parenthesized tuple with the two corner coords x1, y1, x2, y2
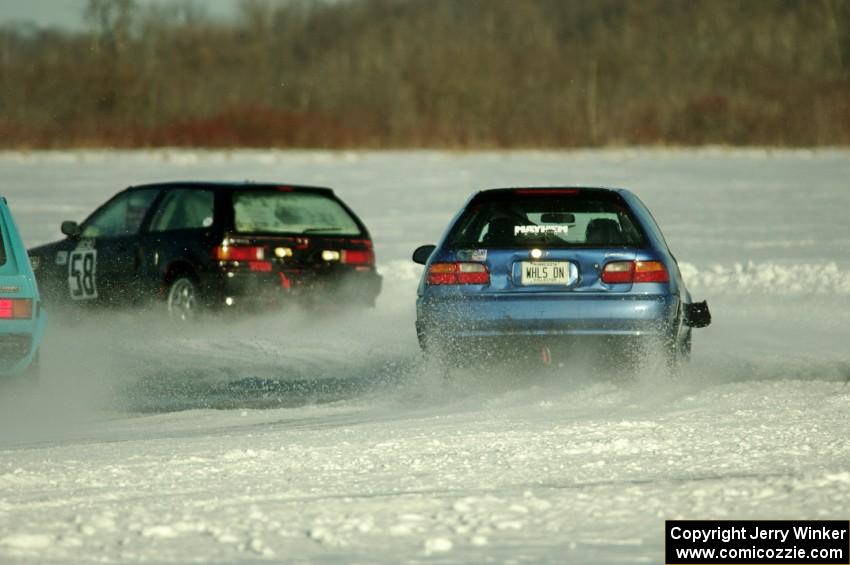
(446, 193, 645, 248)
(81, 188, 160, 238)
(0, 226, 6, 266)
(149, 189, 215, 232)
(233, 191, 361, 235)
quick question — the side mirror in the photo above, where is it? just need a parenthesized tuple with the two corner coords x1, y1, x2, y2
(412, 244, 436, 265)
(61, 220, 81, 238)
(683, 300, 711, 328)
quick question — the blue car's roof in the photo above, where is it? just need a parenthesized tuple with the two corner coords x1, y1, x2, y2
(471, 186, 631, 198)
(464, 186, 637, 209)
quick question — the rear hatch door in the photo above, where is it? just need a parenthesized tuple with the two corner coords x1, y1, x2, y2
(454, 247, 636, 294)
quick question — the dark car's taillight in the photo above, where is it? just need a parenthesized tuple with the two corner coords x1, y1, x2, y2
(601, 261, 669, 284)
(320, 239, 375, 267)
(427, 262, 489, 285)
(341, 249, 374, 266)
(214, 245, 272, 272)
(213, 245, 265, 261)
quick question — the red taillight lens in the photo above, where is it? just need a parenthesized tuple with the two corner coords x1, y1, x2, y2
(633, 261, 669, 283)
(427, 262, 489, 285)
(457, 263, 490, 284)
(601, 261, 669, 284)
(214, 245, 265, 261)
(341, 249, 375, 266)
(0, 298, 33, 319)
(601, 261, 634, 284)
(427, 263, 458, 285)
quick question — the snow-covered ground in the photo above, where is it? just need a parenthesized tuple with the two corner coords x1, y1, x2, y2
(0, 149, 848, 563)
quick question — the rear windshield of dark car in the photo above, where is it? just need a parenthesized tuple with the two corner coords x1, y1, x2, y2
(232, 190, 362, 236)
(445, 191, 646, 248)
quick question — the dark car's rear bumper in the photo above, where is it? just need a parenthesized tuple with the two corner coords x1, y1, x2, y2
(200, 265, 382, 309)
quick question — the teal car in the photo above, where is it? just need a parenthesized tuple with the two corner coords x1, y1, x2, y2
(0, 197, 46, 380)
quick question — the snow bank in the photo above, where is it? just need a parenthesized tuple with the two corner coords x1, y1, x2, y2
(680, 261, 850, 295)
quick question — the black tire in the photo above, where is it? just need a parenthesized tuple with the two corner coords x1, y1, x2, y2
(680, 329, 693, 361)
(166, 276, 200, 321)
(665, 330, 692, 372)
(418, 332, 454, 381)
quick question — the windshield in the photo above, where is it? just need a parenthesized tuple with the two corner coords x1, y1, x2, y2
(233, 191, 362, 236)
(446, 192, 645, 248)
(81, 188, 161, 238)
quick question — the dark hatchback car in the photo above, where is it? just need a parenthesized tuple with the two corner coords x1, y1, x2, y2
(29, 182, 381, 319)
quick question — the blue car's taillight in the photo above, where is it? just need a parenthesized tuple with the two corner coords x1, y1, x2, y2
(427, 262, 489, 285)
(601, 261, 669, 284)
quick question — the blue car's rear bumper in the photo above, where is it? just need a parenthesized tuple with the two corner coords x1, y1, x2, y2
(417, 293, 678, 342)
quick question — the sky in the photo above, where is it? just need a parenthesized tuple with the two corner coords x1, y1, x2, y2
(0, 0, 238, 29)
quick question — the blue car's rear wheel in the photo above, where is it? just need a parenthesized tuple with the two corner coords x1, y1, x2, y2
(663, 329, 692, 372)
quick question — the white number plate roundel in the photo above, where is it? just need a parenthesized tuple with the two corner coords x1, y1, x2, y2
(68, 248, 98, 300)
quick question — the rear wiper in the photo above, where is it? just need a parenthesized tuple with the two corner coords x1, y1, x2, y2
(303, 227, 344, 233)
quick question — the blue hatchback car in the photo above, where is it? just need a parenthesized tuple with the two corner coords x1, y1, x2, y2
(0, 197, 46, 380)
(412, 187, 710, 367)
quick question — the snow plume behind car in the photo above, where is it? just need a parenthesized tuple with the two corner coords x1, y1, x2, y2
(1, 150, 847, 391)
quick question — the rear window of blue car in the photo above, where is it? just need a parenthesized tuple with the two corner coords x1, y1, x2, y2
(0, 229, 5, 265)
(446, 190, 645, 248)
(232, 190, 362, 236)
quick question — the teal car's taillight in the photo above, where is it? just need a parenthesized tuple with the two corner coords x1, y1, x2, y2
(0, 298, 33, 319)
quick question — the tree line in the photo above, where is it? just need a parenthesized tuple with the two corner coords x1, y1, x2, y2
(0, 0, 848, 148)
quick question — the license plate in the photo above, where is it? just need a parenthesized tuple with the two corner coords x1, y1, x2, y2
(520, 261, 571, 285)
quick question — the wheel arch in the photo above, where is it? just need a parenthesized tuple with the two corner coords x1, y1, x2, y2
(162, 260, 198, 288)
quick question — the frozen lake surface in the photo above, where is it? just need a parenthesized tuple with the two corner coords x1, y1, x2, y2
(0, 149, 849, 563)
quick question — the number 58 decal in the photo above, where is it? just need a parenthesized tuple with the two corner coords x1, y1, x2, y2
(68, 248, 98, 300)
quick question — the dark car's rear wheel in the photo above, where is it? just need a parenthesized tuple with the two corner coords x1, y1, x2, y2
(166, 277, 200, 321)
